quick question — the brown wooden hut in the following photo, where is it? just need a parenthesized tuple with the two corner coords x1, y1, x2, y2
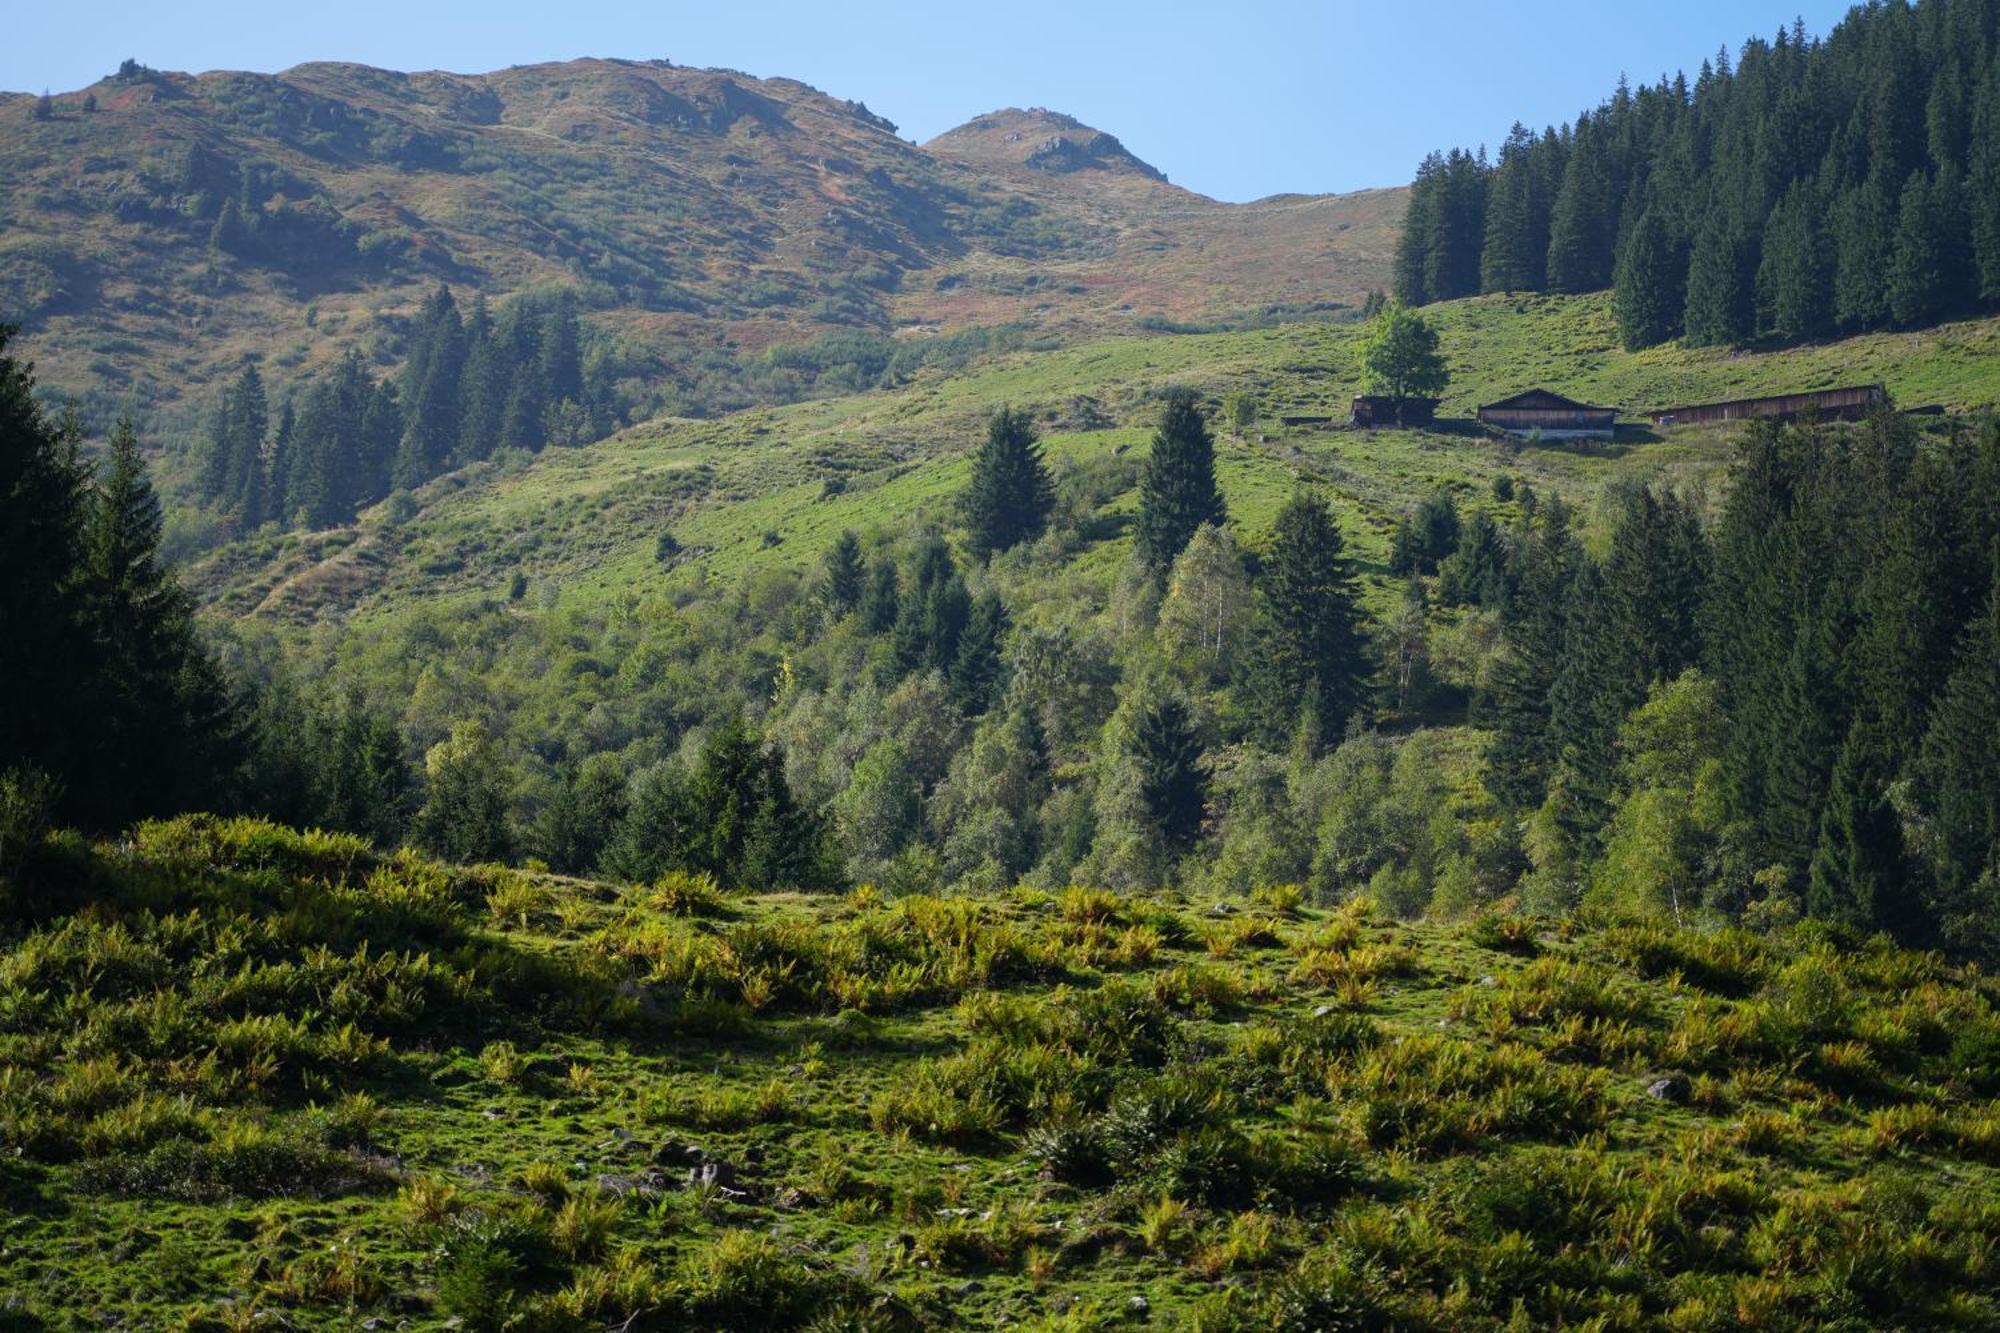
(1477, 389, 1618, 439)
(1350, 395, 1439, 428)
(1646, 384, 1886, 427)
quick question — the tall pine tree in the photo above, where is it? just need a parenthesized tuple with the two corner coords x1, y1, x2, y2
(1613, 206, 1684, 350)
(1757, 177, 1834, 342)
(1683, 220, 1755, 347)
(394, 285, 465, 490)
(0, 325, 88, 789)
(1243, 492, 1369, 746)
(1134, 390, 1226, 571)
(961, 406, 1054, 560)
(75, 419, 241, 828)
(822, 530, 864, 618)
(1132, 695, 1206, 853)
(1912, 548, 2000, 953)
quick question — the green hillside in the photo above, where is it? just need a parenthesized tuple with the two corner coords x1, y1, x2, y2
(4, 816, 1999, 1330)
(8, 11, 2000, 1332)
(193, 291, 2000, 625)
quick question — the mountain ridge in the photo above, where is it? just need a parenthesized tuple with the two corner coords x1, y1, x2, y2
(0, 56, 1398, 431)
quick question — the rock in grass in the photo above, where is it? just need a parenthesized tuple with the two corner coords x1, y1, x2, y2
(653, 1139, 703, 1166)
(690, 1159, 738, 1189)
(596, 1171, 672, 1198)
(1645, 1073, 1692, 1103)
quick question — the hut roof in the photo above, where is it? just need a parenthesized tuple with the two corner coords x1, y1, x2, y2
(1478, 389, 1616, 414)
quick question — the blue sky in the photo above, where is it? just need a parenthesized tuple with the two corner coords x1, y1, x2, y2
(10, 1, 1856, 201)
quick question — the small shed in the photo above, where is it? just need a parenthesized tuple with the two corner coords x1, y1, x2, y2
(1647, 384, 1886, 427)
(1477, 389, 1617, 439)
(1351, 395, 1439, 429)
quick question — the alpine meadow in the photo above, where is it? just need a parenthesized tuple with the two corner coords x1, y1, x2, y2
(7, 3, 2000, 1329)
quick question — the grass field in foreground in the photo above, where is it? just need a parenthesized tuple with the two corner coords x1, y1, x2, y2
(4, 816, 1999, 1329)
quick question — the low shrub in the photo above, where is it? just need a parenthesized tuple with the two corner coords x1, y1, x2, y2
(78, 1120, 391, 1201)
(1603, 923, 1766, 995)
(669, 1229, 856, 1325)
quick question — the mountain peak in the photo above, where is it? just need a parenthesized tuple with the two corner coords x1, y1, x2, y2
(926, 107, 1166, 182)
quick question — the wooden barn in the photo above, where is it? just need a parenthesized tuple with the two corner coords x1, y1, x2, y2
(1350, 395, 1439, 429)
(1647, 384, 1886, 427)
(1477, 389, 1618, 439)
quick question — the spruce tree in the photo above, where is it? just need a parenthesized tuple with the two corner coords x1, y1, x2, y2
(1971, 59, 2000, 302)
(1806, 717, 1906, 932)
(892, 539, 971, 676)
(1437, 508, 1509, 607)
(246, 680, 410, 847)
(1481, 123, 1550, 293)
(1545, 124, 1615, 292)
(679, 715, 828, 887)
(499, 310, 549, 453)
(266, 399, 295, 526)
(76, 419, 241, 827)
(394, 285, 464, 490)
(1481, 499, 1581, 811)
(1888, 170, 1949, 326)
(1423, 149, 1489, 302)
(1913, 550, 2000, 952)
(1541, 560, 1627, 845)
(457, 295, 505, 462)
(1683, 220, 1754, 347)
(950, 592, 1009, 715)
(601, 764, 694, 884)
(202, 364, 267, 520)
(0, 326, 88, 789)
(1131, 695, 1206, 853)
(1613, 206, 1684, 350)
(311, 687, 411, 846)
(1387, 514, 1424, 577)
(1600, 487, 1709, 690)
(1394, 488, 1461, 576)
(1243, 492, 1370, 745)
(1758, 178, 1834, 342)
(740, 743, 841, 891)
(1134, 390, 1226, 571)
(533, 756, 627, 876)
(860, 559, 900, 634)
(961, 406, 1054, 559)
(1833, 177, 1896, 331)
(823, 530, 864, 617)
(1393, 154, 1443, 305)
(538, 297, 585, 409)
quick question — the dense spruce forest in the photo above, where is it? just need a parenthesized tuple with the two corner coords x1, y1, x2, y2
(194, 287, 626, 535)
(1394, 0, 2000, 349)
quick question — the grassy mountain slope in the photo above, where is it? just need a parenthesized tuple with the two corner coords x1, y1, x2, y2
(191, 290, 2000, 627)
(3, 816, 1997, 1329)
(0, 59, 1396, 422)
